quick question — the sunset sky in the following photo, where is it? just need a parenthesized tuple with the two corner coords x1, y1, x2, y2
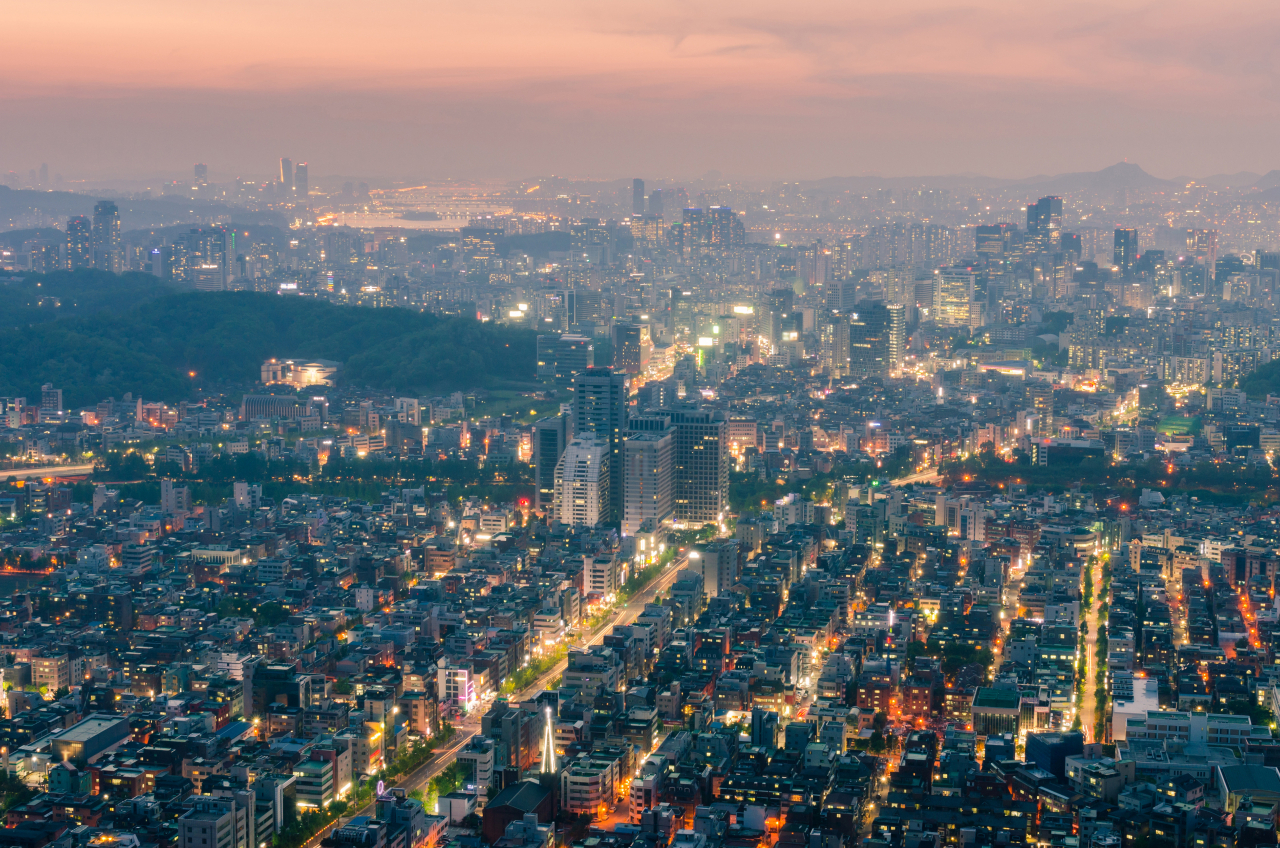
(5, 0, 1280, 181)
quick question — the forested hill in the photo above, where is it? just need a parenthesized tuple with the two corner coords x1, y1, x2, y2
(0, 271, 538, 407)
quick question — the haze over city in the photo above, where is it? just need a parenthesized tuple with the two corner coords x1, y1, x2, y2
(6, 0, 1280, 180)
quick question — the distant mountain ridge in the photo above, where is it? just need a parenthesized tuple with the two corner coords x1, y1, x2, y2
(801, 162, 1273, 194)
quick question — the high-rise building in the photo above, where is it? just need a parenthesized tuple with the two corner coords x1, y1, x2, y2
(975, 222, 1018, 257)
(280, 158, 293, 191)
(553, 435, 610, 527)
(886, 303, 907, 373)
(667, 288, 693, 337)
(40, 384, 63, 414)
(1026, 196, 1062, 251)
(819, 316, 850, 377)
(1027, 381, 1055, 437)
(294, 162, 309, 198)
(825, 278, 860, 313)
(932, 268, 976, 327)
(555, 334, 594, 388)
(762, 288, 795, 349)
(630, 215, 663, 249)
(536, 335, 558, 379)
(66, 217, 91, 269)
(533, 414, 570, 512)
(569, 218, 611, 269)
(91, 201, 121, 273)
(647, 188, 664, 218)
(622, 426, 674, 536)
(707, 206, 745, 248)
(573, 368, 629, 524)
(848, 302, 890, 379)
(39, 163, 48, 186)
(632, 179, 645, 216)
(669, 410, 729, 524)
(689, 540, 740, 597)
(1114, 228, 1139, 274)
(612, 322, 644, 375)
(682, 208, 706, 253)
(556, 289, 577, 330)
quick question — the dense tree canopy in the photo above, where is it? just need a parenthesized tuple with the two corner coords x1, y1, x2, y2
(0, 273, 539, 406)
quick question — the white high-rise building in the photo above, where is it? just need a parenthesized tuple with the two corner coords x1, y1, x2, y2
(689, 540, 740, 598)
(622, 430, 673, 535)
(553, 436, 610, 527)
(233, 481, 262, 511)
(584, 553, 621, 599)
(160, 479, 192, 516)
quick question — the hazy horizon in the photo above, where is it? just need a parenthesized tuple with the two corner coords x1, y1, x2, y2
(6, 0, 1280, 182)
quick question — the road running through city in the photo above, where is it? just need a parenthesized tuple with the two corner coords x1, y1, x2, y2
(302, 547, 691, 847)
(1079, 554, 1103, 741)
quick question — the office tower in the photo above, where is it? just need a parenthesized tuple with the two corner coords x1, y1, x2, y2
(690, 540, 740, 597)
(1061, 232, 1082, 261)
(91, 201, 121, 273)
(669, 410, 728, 524)
(554, 334, 594, 388)
(194, 163, 208, 184)
(636, 377, 678, 411)
(932, 268, 976, 327)
(975, 222, 1018, 257)
(886, 303, 906, 372)
(1026, 196, 1063, 250)
(800, 241, 830, 288)
(819, 317, 849, 377)
(556, 289, 577, 329)
(630, 215, 663, 249)
(622, 425, 674, 536)
(533, 414, 570, 511)
(632, 179, 645, 216)
(66, 216, 92, 269)
(848, 302, 890, 379)
(647, 188, 664, 218)
(825, 278, 859, 313)
(576, 289, 606, 323)
(707, 206, 745, 247)
(569, 218, 611, 265)
(536, 334, 558, 379)
(294, 162, 309, 198)
(38, 163, 48, 186)
(1027, 381, 1054, 436)
(553, 435, 610, 527)
(682, 208, 706, 252)
(573, 368, 629, 525)
(280, 158, 293, 190)
(1114, 228, 1138, 274)
(667, 288, 693, 337)
(40, 384, 63, 414)
(762, 287, 795, 348)
(612, 322, 644, 375)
